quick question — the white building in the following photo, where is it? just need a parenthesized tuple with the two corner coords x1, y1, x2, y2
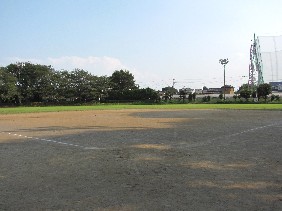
(194, 89, 203, 94)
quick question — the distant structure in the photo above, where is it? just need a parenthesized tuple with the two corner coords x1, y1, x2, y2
(221, 85, 234, 95)
(250, 34, 282, 91)
(202, 87, 221, 94)
(161, 86, 178, 94)
(259, 35, 282, 82)
(248, 34, 264, 90)
(202, 86, 234, 95)
(179, 87, 193, 94)
(194, 89, 203, 94)
(269, 82, 282, 92)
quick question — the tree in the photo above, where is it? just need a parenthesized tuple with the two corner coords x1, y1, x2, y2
(251, 91, 257, 98)
(107, 70, 137, 101)
(47, 70, 66, 102)
(238, 84, 257, 92)
(188, 93, 193, 102)
(109, 70, 136, 91)
(202, 96, 211, 102)
(162, 86, 178, 95)
(163, 91, 173, 101)
(238, 84, 252, 101)
(257, 83, 272, 102)
(0, 67, 19, 104)
(54, 70, 74, 101)
(6, 62, 55, 103)
(233, 95, 238, 102)
(93, 76, 110, 102)
(162, 86, 177, 102)
(50, 69, 102, 103)
(271, 94, 275, 102)
(132, 88, 159, 101)
(1, 61, 164, 105)
(141, 88, 158, 101)
(239, 89, 251, 101)
(179, 89, 187, 103)
(192, 92, 196, 101)
(70, 69, 97, 102)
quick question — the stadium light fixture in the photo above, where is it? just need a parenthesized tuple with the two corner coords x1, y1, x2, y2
(219, 58, 229, 100)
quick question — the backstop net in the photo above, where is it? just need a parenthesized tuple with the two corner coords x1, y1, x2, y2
(258, 35, 282, 82)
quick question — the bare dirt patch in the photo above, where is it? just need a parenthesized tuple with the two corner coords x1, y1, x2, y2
(0, 109, 281, 210)
(0, 109, 185, 143)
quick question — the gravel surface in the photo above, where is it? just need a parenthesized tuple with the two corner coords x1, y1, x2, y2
(0, 109, 282, 210)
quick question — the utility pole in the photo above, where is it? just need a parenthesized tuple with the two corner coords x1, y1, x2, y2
(172, 78, 176, 88)
(219, 58, 229, 100)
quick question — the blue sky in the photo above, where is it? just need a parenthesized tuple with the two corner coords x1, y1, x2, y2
(1, 0, 282, 90)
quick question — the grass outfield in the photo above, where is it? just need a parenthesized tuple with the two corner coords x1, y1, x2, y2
(0, 104, 282, 114)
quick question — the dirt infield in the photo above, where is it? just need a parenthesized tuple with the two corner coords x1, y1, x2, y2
(0, 109, 282, 210)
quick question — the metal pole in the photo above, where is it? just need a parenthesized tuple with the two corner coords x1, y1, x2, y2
(224, 64, 226, 100)
(219, 58, 229, 101)
(273, 36, 279, 81)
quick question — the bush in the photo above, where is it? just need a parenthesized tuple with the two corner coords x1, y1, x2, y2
(202, 96, 211, 102)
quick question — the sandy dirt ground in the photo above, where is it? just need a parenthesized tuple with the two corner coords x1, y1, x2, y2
(0, 109, 282, 210)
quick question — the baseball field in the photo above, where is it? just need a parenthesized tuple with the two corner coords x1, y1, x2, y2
(0, 105, 281, 210)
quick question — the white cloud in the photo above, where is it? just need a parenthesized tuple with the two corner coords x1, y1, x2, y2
(46, 56, 127, 76)
(3, 56, 214, 90)
(1, 56, 128, 76)
(0, 55, 166, 89)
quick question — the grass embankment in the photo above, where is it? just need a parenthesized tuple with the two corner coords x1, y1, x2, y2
(0, 104, 282, 114)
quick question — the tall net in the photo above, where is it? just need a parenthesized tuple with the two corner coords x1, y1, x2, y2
(258, 35, 282, 82)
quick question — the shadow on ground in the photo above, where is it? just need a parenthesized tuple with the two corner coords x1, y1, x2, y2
(0, 110, 282, 210)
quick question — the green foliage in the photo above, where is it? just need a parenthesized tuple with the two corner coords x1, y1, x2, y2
(271, 94, 275, 102)
(107, 87, 158, 102)
(109, 70, 136, 91)
(6, 62, 55, 103)
(1, 63, 159, 105)
(162, 86, 178, 103)
(179, 89, 187, 103)
(239, 84, 257, 92)
(192, 92, 196, 101)
(162, 86, 177, 94)
(1, 62, 281, 107)
(202, 96, 211, 102)
(257, 83, 272, 101)
(188, 93, 193, 102)
(270, 94, 280, 102)
(233, 95, 238, 101)
(238, 83, 258, 101)
(1, 104, 281, 115)
(0, 67, 19, 104)
(219, 93, 223, 100)
(251, 91, 257, 98)
(107, 69, 140, 101)
(239, 89, 252, 100)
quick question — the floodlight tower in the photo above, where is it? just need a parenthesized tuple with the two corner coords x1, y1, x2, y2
(219, 58, 229, 100)
(172, 78, 177, 88)
(248, 34, 264, 91)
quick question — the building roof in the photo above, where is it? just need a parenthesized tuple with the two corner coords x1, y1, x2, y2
(221, 85, 234, 88)
(269, 82, 282, 86)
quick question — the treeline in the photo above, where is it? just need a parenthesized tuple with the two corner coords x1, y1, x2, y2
(0, 62, 159, 105)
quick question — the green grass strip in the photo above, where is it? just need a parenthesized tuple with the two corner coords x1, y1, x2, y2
(0, 104, 282, 114)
